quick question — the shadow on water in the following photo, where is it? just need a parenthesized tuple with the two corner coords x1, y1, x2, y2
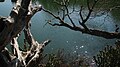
(0, 0, 120, 56)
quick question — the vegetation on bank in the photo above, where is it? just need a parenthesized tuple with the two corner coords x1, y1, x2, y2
(39, 49, 92, 67)
(34, 40, 120, 67)
(0, 0, 120, 67)
(93, 40, 120, 67)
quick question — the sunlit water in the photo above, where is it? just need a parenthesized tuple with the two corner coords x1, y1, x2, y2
(0, 0, 120, 56)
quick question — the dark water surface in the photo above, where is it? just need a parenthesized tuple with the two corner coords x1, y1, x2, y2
(0, 0, 120, 56)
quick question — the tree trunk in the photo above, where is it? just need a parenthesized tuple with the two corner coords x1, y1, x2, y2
(0, 0, 50, 67)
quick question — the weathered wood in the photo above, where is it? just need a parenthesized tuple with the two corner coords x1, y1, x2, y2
(0, 0, 119, 66)
(42, 0, 120, 39)
(0, 0, 50, 67)
(23, 28, 50, 66)
(0, 0, 30, 51)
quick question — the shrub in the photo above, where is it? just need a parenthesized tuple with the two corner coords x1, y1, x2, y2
(93, 40, 120, 67)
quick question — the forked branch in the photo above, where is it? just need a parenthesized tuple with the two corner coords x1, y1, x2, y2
(42, 0, 120, 39)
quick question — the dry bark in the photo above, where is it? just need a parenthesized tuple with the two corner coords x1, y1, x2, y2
(0, 0, 50, 67)
(42, 0, 120, 39)
(0, 0, 119, 67)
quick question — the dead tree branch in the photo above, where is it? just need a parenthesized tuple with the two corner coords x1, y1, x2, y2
(42, 0, 120, 39)
(0, 0, 50, 66)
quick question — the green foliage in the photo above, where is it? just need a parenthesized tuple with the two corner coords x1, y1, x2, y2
(40, 49, 91, 67)
(93, 40, 120, 67)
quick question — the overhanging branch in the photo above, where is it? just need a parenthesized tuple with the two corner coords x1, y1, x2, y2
(42, 0, 120, 39)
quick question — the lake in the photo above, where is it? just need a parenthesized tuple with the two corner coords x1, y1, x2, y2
(0, 0, 120, 56)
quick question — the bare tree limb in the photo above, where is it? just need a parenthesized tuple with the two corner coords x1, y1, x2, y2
(42, 0, 120, 39)
(0, 0, 50, 66)
(23, 27, 51, 67)
(11, 36, 26, 66)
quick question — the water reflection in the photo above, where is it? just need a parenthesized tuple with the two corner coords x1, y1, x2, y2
(0, 0, 120, 56)
(0, 0, 12, 16)
(32, 0, 120, 56)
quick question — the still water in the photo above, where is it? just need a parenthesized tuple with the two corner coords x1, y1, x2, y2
(0, 0, 120, 56)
